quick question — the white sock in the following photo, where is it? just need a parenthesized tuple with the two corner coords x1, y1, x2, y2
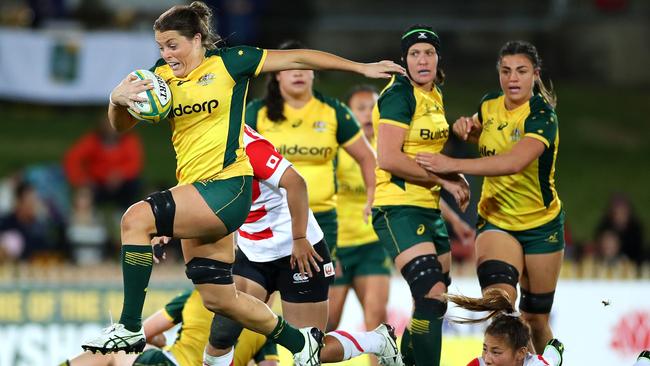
(634, 356, 650, 366)
(203, 347, 234, 366)
(327, 330, 384, 360)
(542, 345, 562, 366)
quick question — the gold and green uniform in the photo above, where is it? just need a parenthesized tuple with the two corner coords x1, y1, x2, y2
(336, 141, 379, 247)
(246, 91, 362, 253)
(334, 140, 390, 285)
(476, 92, 561, 231)
(372, 75, 448, 209)
(154, 289, 275, 366)
(371, 75, 451, 259)
(152, 46, 267, 184)
(246, 91, 362, 213)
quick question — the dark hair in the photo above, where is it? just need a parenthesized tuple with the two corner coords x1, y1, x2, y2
(401, 24, 445, 85)
(498, 40, 556, 107)
(445, 288, 531, 351)
(153, 1, 221, 50)
(264, 40, 306, 122)
(345, 84, 379, 105)
(14, 181, 33, 201)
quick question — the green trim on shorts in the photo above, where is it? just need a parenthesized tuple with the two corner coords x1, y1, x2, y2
(333, 241, 391, 286)
(314, 209, 338, 257)
(476, 210, 565, 254)
(193, 175, 252, 234)
(372, 205, 450, 260)
(133, 349, 175, 366)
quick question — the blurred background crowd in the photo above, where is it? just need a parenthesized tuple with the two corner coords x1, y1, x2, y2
(0, 0, 648, 280)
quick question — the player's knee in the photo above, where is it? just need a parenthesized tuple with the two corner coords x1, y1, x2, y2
(144, 189, 176, 237)
(401, 254, 448, 315)
(186, 257, 234, 312)
(519, 289, 555, 314)
(209, 314, 243, 349)
(477, 259, 519, 290)
(121, 201, 156, 236)
(521, 312, 550, 331)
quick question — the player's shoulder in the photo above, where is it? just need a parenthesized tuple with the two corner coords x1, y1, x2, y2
(381, 75, 414, 97)
(479, 91, 503, 105)
(528, 93, 556, 116)
(313, 90, 347, 111)
(150, 58, 172, 77)
(524, 353, 551, 366)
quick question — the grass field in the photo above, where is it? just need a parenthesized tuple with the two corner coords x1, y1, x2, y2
(1, 78, 648, 246)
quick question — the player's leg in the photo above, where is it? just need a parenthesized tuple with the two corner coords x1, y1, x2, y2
(475, 226, 524, 305)
(518, 212, 565, 354)
(326, 243, 355, 331)
(373, 206, 450, 366)
(82, 180, 236, 353)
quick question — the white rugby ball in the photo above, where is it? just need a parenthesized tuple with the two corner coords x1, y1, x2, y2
(127, 69, 172, 123)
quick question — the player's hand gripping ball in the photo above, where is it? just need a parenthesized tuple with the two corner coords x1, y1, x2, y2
(127, 69, 172, 123)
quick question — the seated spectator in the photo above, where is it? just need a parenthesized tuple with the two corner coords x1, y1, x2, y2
(0, 181, 61, 261)
(596, 193, 645, 271)
(597, 229, 628, 267)
(63, 117, 143, 210)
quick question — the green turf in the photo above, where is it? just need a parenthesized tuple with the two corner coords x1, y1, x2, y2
(1, 80, 648, 245)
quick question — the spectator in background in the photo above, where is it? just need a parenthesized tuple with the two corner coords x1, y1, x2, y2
(0, 181, 60, 261)
(596, 230, 628, 267)
(64, 117, 143, 210)
(596, 193, 645, 270)
(66, 186, 109, 265)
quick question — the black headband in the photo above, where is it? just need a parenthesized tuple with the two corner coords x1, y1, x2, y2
(401, 28, 441, 56)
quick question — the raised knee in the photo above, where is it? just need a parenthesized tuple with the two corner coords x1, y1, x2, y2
(121, 201, 154, 235)
(401, 254, 448, 315)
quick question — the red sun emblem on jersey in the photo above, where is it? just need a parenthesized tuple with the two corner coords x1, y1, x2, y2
(611, 310, 650, 355)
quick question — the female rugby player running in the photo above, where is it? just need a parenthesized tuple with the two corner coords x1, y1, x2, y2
(81, 2, 404, 365)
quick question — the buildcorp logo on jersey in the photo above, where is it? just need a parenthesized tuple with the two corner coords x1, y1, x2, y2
(276, 144, 334, 159)
(171, 99, 219, 117)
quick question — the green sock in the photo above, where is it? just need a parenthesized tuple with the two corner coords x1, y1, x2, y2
(57, 361, 70, 366)
(118, 245, 153, 332)
(267, 316, 305, 354)
(400, 326, 415, 366)
(410, 299, 445, 366)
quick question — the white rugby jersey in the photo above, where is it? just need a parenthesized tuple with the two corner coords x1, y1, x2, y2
(236, 126, 324, 262)
(468, 352, 555, 366)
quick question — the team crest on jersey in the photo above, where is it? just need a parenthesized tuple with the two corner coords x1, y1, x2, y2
(197, 73, 215, 86)
(511, 128, 521, 142)
(313, 121, 327, 132)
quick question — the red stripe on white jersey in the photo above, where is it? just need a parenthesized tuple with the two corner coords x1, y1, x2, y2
(238, 227, 274, 240)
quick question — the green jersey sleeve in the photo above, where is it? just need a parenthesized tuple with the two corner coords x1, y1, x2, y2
(524, 95, 558, 147)
(377, 82, 416, 126)
(476, 91, 502, 123)
(220, 46, 267, 81)
(335, 102, 361, 145)
(163, 289, 192, 324)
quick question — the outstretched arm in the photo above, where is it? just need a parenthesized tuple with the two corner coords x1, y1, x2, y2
(143, 309, 176, 347)
(261, 49, 405, 78)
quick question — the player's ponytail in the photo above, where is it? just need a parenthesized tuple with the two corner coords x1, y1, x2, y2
(446, 288, 531, 351)
(154, 1, 222, 50)
(498, 40, 557, 108)
(264, 40, 306, 123)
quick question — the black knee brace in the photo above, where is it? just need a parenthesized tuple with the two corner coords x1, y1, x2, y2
(443, 271, 451, 287)
(145, 190, 176, 237)
(477, 260, 519, 289)
(401, 254, 446, 298)
(185, 257, 233, 285)
(209, 313, 244, 349)
(519, 289, 555, 314)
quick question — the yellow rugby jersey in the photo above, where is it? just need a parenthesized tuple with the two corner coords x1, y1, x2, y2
(163, 289, 271, 366)
(151, 46, 267, 184)
(476, 92, 561, 230)
(373, 75, 449, 209)
(246, 91, 362, 213)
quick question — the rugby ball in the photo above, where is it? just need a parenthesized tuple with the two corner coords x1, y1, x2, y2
(127, 69, 172, 123)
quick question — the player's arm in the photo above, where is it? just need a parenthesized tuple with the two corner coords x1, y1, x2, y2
(440, 198, 475, 245)
(452, 113, 482, 144)
(341, 135, 376, 220)
(143, 309, 175, 347)
(107, 74, 153, 132)
(377, 123, 470, 211)
(261, 49, 405, 79)
(415, 137, 545, 177)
